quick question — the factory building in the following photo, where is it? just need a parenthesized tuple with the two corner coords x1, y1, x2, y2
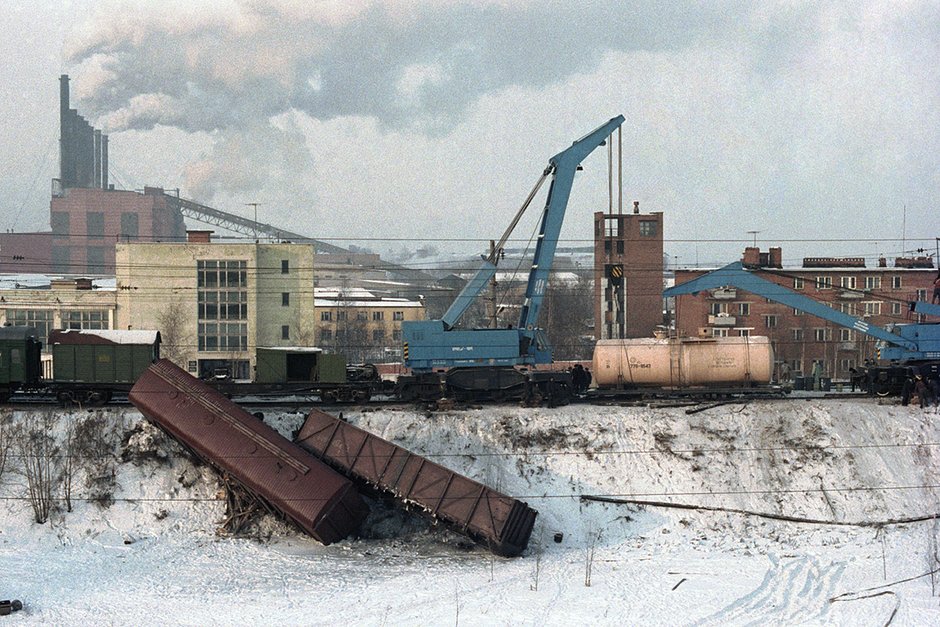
(114, 231, 316, 379)
(593, 204, 664, 340)
(671, 247, 937, 380)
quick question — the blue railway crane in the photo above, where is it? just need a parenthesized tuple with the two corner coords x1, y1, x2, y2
(664, 261, 940, 395)
(400, 115, 625, 401)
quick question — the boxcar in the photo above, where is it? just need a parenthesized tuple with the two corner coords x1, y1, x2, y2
(295, 408, 537, 557)
(49, 329, 161, 404)
(129, 360, 368, 544)
(0, 326, 43, 401)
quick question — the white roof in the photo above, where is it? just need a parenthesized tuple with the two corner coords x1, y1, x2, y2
(53, 329, 160, 344)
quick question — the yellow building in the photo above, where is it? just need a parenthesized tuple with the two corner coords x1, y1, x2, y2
(314, 287, 424, 363)
(115, 232, 316, 379)
(0, 276, 117, 344)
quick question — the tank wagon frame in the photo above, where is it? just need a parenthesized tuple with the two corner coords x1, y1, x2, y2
(129, 360, 368, 544)
(295, 408, 537, 557)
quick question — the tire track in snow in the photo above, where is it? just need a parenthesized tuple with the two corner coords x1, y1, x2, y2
(693, 554, 845, 626)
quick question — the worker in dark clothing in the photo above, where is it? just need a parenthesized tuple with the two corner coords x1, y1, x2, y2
(913, 375, 930, 409)
(933, 273, 940, 304)
(929, 377, 940, 408)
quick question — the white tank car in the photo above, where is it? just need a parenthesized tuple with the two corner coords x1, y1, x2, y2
(592, 336, 774, 388)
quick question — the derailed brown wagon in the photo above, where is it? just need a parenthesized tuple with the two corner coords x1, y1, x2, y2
(129, 359, 367, 545)
(295, 408, 537, 557)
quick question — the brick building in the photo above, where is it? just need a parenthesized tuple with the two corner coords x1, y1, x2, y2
(593, 204, 664, 340)
(50, 186, 186, 275)
(672, 247, 937, 379)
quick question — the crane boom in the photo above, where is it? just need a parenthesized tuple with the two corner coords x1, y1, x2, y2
(404, 115, 625, 372)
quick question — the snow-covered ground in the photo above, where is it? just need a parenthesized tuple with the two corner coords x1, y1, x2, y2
(2, 399, 940, 625)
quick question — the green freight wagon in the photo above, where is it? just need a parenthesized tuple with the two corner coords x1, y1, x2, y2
(0, 326, 43, 401)
(49, 329, 161, 404)
(255, 347, 346, 384)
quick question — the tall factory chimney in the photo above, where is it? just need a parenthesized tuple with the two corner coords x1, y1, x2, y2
(59, 74, 71, 187)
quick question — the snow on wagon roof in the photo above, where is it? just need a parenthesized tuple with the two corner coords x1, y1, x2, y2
(49, 329, 161, 345)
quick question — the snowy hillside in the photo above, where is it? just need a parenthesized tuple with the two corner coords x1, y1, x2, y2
(2, 399, 940, 625)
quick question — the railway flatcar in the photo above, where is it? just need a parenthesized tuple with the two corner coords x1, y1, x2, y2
(592, 336, 774, 390)
(295, 407, 537, 557)
(129, 359, 368, 544)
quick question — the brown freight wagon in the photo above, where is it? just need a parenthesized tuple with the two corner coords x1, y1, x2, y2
(295, 408, 537, 557)
(129, 359, 368, 545)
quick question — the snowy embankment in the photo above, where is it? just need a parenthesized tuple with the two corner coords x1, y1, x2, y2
(2, 399, 940, 625)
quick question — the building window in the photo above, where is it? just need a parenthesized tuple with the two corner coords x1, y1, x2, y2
(712, 328, 728, 337)
(709, 302, 727, 316)
(738, 329, 750, 337)
(865, 276, 881, 290)
(605, 217, 621, 237)
(840, 358, 856, 372)
(790, 359, 803, 373)
(281, 260, 289, 274)
(51, 246, 71, 273)
(87, 212, 105, 237)
(863, 301, 882, 316)
(814, 328, 831, 342)
(793, 277, 804, 290)
(393, 311, 404, 321)
(281, 325, 290, 340)
(840, 329, 853, 341)
(197, 260, 248, 352)
(372, 311, 384, 321)
(736, 303, 750, 316)
(63, 310, 109, 330)
(320, 311, 332, 321)
(282, 292, 290, 307)
(792, 328, 804, 341)
(319, 329, 333, 342)
(87, 246, 106, 273)
(120, 212, 139, 240)
(372, 329, 385, 343)
(815, 276, 832, 290)
(639, 220, 657, 237)
(916, 289, 927, 301)
(51, 211, 70, 235)
(891, 276, 902, 290)
(840, 276, 856, 289)
(839, 303, 856, 316)
(764, 315, 778, 328)
(891, 302, 902, 315)
(793, 308, 804, 316)
(616, 240, 625, 254)
(356, 311, 368, 321)
(392, 329, 402, 341)
(5, 309, 54, 342)
(336, 311, 347, 322)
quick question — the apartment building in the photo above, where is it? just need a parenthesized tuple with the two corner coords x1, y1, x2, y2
(672, 247, 937, 379)
(314, 287, 424, 363)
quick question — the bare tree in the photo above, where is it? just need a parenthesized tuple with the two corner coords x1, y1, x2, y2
(157, 299, 192, 366)
(0, 410, 10, 484)
(16, 412, 61, 524)
(542, 276, 594, 360)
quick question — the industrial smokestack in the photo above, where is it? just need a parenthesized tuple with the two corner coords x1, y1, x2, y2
(59, 74, 70, 184)
(94, 130, 101, 188)
(102, 135, 108, 190)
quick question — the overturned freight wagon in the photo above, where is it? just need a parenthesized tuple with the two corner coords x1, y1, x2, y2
(129, 359, 368, 545)
(295, 408, 537, 557)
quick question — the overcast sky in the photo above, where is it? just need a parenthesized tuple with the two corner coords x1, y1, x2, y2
(1, 0, 937, 268)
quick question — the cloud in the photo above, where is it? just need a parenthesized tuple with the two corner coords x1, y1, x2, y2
(58, 0, 940, 264)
